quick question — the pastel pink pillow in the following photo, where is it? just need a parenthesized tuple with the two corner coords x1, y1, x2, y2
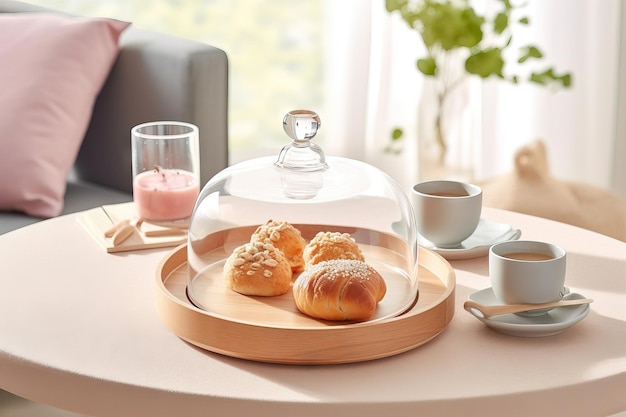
(0, 13, 130, 218)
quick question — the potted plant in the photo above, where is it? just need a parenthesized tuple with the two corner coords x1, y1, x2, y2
(384, 0, 572, 164)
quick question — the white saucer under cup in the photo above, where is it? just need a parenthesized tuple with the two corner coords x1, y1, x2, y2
(467, 288, 590, 337)
(417, 219, 521, 260)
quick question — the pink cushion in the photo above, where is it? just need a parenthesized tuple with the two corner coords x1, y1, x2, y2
(0, 13, 130, 218)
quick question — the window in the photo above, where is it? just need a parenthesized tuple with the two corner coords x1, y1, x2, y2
(31, 0, 326, 163)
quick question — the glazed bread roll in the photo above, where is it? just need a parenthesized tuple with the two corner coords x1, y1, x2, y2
(293, 259, 386, 321)
(303, 231, 365, 267)
(224, 240, 292, 296)
(251, 220, 306, 273)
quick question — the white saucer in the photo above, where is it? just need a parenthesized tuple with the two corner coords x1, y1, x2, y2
(418, 219, 521, 260)
(467, 287, 590, 337)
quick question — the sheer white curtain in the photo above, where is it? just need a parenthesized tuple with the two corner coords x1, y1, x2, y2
(323, 0, 423, 192)
(479, 0, 621, 188)
(323, 0, 623, 195)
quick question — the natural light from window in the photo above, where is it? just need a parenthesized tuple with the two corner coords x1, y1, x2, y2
(29, 0, 326, 164)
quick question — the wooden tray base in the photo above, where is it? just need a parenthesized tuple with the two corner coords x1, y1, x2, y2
(156, 245, 455, 365)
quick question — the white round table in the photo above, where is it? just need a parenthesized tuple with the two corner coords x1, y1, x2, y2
(0, 207, 624, 417)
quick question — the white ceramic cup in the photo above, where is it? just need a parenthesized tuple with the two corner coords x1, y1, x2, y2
(411, 180, 482, 247)
(489, 240, 567, 305)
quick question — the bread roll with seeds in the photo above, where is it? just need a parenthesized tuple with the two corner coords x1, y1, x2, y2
(303, 231, 365, 267)
(293, 259, 386, 321)
(251, 220, 306, 273)
(224, 240, 292, 296)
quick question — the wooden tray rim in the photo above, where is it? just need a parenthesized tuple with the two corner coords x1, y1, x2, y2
(155, 244, 456, 364)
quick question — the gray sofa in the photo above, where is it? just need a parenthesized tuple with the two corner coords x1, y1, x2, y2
(0, 0, 229, 234)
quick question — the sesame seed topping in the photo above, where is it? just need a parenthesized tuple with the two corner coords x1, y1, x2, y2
(294, 260, 377, 291)
(230, 240, 285, 274)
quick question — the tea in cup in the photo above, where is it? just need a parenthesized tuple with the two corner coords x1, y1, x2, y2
(489, 240, 567, 306)
(411, 180, 482, 247)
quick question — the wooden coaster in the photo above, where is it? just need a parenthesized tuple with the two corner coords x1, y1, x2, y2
(77, 202, 187, 253)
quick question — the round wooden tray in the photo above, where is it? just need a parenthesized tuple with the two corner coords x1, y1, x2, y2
(155, 244, 455, 365)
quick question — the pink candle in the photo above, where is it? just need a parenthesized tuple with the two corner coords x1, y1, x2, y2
(133, 168, 200, 221)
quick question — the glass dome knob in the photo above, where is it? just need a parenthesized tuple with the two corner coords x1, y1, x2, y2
(276, 110, 328, 172)
(282, 109, 320, 140)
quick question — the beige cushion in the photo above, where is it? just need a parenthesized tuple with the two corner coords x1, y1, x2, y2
(481, 140, 626, 242)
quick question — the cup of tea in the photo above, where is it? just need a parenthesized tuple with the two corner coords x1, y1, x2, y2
(489, 240, 567, 305)
(411, 180, 482, 247)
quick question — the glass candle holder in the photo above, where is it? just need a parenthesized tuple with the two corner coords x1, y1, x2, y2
(131, 121, 200, 222)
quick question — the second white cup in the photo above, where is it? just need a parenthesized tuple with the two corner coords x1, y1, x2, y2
(411, 180, 482, 247)
(489, 240, 567, 305)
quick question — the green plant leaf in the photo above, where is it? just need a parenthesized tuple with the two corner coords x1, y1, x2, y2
(386, 0, 421, 28)
(498, 0, 513, 10)
(417, 57, 437, 76)
(465, 48, 505, 78)
(518, 45, 543, 63)
(391, 128, 404, 141)
(562, 73, 572, 87)
(494, 12, 508, 34)
(530, 68, 573, 87)
(418, 2, 484, 50)
(518, 16, 530, 25)
(385, 0, 405, 13)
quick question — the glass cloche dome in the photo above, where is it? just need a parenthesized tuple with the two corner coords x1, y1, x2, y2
(186, 110, 419, 323)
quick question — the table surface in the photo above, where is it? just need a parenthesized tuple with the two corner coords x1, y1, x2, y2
(0, 207, 625, 417)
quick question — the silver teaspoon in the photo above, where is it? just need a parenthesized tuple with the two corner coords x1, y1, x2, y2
(464, 298, 593, 318)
